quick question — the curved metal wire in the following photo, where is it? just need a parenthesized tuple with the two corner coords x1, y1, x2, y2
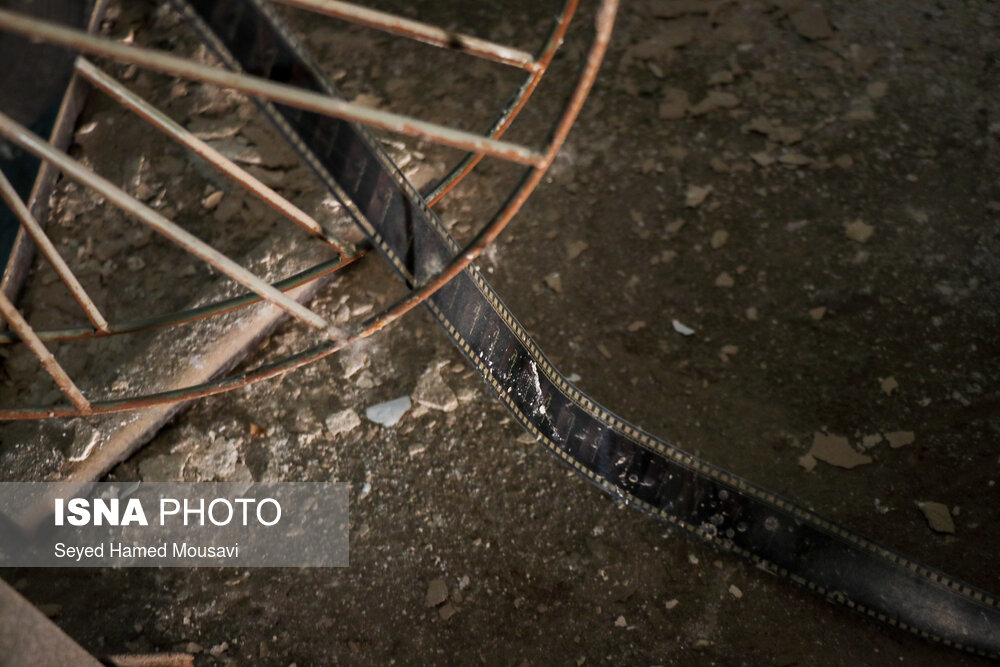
(0, 1, 575, 346)
(425, 0, 579, 206)
(0, 0, 618, 419)
(0, 9, 546, 165)
(0, 252, 362, 345)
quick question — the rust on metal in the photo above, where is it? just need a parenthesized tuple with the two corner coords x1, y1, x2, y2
(0, 289, 91, 411)
(74, 58, 347, 253)
(0, 0, 110, 306)
(0, 169, 110, 332)
(426, 0, 579, 205)
(0, 9, 545, 166)
(0, 111, 340, 340)
(0, 0, 620, 420)
(273, 0, 538, 70)
(0, 253, 361, 345)
(350, 0, 620, 334)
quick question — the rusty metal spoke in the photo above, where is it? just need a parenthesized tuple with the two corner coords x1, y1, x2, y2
(340, 0, 618, 335)
(74, 58, 349, 253)
(0, 0, 619, 420)
(0, 290, 90, 411)
(273, 0, 538, 70)
(0, 9, 545, 166)
(0, 112, 338, 339)
(0, 170, 110, 333)
(0, 253, 360, 345)
(426, 0, 579, 205)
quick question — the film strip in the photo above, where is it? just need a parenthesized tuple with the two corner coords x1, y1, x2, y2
(178, 0, 1000, 657)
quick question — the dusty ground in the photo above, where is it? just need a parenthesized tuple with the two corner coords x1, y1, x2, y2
(3, 0, 1000, 664)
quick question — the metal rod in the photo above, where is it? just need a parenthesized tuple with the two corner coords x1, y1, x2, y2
(0, 0, 109, 304)
(352, 0, 620, 334)
(0, 170, 110, 332)
(0, 0, 620, 420)
(0, 112, 338, 339)
(74, 58, 346, 252)
(0, 9, 545, 166)
(0, 289, 90, 411)
(0, 336, 342, 420)
(0, 252, 363, 345)
(272, 0, 537, 70)
(426, 0, 579, 205)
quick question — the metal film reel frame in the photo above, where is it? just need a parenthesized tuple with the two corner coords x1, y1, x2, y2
(0, 0, 618, 419)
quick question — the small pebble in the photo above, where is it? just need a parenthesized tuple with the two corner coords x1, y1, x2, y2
(880, 377, 899, 395)
(413, 364, 459, 412)
(685, 184, 713, 208)
(845, 219, 875, 243)
(566, 240, 589, 261)
(665, 219, 686, 235)
(861, 434, 883, 449)
(365, 397, 411, 427)
(710, 230, 729, 249)
(917, 501, 955, 534)
(425, 578, 448, 607)
(809, 432, 872, 469)
(325, 408, 360, 438)
(439, 603, 457, 620)
(715, 272, 735, 288)
(201, 190, 224, 210)
(544, 272, 564, 293)
(885, 431, 915, 449)
(672, 320, 696, 336)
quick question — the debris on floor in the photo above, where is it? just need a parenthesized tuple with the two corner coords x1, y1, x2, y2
(365, 397, 411, 427)
(807, 432, 872, 469)
(917, 501, 956, 535)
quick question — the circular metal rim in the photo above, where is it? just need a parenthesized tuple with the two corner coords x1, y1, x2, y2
(0, 0, 618, 419)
